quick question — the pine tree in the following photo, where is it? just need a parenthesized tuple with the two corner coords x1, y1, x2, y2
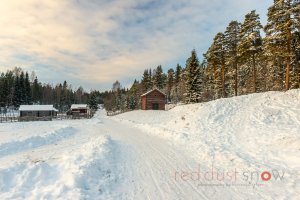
(212, 32, 227, 98)
(224, 21, 241, 96)
(204, 44, 219, 100)
(184, 49, 203, 103)
(112, 80, 121, 92)
(75, 86, 84, 103)
(201, 58, 214, 101)
(292, 30, 300, 88)
(238, 10, 263, 93)
(264, 0, 299, 90)
(291, 0, 300, 88)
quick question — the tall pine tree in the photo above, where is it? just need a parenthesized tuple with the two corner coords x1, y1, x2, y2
(224, 21, 241, 96)
(264, 0, 299, 90)
(238, 10, 263, 93)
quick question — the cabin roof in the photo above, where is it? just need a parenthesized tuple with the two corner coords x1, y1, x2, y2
(19, 105, 58, 112)
(141, 88, 166, 97)
(71, 104, 89, 109)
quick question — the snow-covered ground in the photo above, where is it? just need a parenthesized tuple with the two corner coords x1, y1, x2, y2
(0, 90, 300, 199)
(0, 117, 118, 199)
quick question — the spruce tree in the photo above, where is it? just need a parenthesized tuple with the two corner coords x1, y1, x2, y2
(174, 64, 186, 103)
(19, 71, 26, 104)
(0, 74, 4, 107)
(12, 75, 21, 108)
(127, 80, 139, 109)
(153, 65, 166, 90)
(175, 64, 182, 85)
(32, 77, 41, 104)
(25, 72, 32, 104)
(149, 68, 153, 89)
(167, 68, 174, 102)
(184, 49, 203, 103)
(88, 92, 98, 111)
(141, 69, 151, 91)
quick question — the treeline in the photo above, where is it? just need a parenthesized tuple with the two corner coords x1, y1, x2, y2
(0, 67, 102, 112)
(104, 0, 300, 110)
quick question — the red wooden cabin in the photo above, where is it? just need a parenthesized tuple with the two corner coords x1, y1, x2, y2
(141, 89, 166, 110)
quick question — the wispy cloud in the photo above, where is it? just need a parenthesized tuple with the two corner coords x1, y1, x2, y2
(0, 0, 272, 91)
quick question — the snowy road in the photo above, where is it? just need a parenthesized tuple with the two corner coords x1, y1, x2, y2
(100, 117, 211, 200)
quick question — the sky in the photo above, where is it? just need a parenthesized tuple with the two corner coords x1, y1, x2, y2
(0, 0, 273, 92)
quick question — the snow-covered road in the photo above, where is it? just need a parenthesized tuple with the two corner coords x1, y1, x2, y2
(101, 117, 211, 199)
(0, 111, 214, 200)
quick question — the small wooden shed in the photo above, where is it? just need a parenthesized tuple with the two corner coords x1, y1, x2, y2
(70, 104, 91, 118)
(19, 105, 58, 121)
(141, 89, 166, 110)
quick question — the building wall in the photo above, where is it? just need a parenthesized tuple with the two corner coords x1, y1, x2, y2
(20, 111, 55, 117)
(71, 108, 87, 114)
(71, 108, 90, 118)
(141, 96, 147, 110)
(19, 110, 57, 121)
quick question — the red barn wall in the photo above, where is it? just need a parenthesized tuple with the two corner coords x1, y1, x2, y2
(141, 90, 165, 110)
(141, 96, 147, 110)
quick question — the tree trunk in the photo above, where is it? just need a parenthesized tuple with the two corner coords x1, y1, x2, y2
(213, 63, 216, 80)
(286, 0, 292, 91)
(234, 61, 238, 96)
(285, 60, 290, 90)
(286, 38, 291, 90)
(252, 53, 256, 93)
(222, 63, 225, 97)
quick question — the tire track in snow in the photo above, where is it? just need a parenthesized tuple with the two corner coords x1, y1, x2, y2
(103, 117, 211, 199)
(145, 141, 210, 200)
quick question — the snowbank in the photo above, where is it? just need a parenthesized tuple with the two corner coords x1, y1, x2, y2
(0, 118, 117, 200)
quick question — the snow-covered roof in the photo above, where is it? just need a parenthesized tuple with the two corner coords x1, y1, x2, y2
(71, 104, 89, 109)
(141, 88, 166, 97)
(19, 105, 58, 112)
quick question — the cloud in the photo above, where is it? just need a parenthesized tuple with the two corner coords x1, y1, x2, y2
(0, 0, 273, 91)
